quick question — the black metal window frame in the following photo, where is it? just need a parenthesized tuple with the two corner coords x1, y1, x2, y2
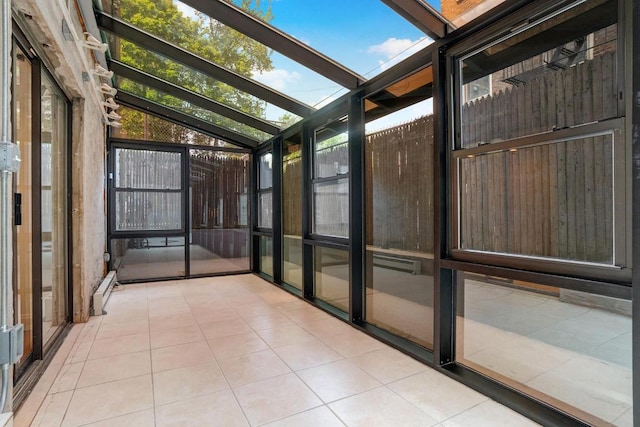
(308, 111, 350, 244)
(109, 142, 187, 237)
(446, 0, 631, 284)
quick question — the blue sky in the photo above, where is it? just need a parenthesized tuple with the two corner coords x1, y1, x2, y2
(175, 0, 437, 127)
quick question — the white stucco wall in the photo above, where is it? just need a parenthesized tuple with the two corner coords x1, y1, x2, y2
(14, 0, 107, 321)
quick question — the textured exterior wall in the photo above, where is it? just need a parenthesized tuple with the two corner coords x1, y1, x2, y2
(14, 0, 107, 322)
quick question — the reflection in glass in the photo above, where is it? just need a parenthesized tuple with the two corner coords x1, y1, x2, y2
(259, 236, 273, 278)
(111, 237, 186, 281)
(41, 73, 69, 345)
(459, 134, 614, 264)
(313, 179, 349, 238)
(113, 106, 241, 148)
(258, 192, 273, 229)
(314, 126, 348, 179)
(259, 152, 273, 189)
(456, 273, 632, 426)
(14, 46, 33, 366)
(315, 247, 349, 312)
(365, 97, 435, 349)
(114, 148, 183, 232)
(459, 5, 617, 149)
(283, 138, 302, 289)
(190, 150, 250, 275)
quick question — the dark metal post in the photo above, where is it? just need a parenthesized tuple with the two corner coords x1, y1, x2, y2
(433, 46, 455, 365)
(348, 93, 365, 323)
(301, 125, 314, 298)
(631, 0, 640, 423)
(250, 151, 259, 272)
(272, 139, 283, 283)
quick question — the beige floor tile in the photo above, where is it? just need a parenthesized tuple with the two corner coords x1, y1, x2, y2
(82, 409, 155, 427)
(243, 312, 294, 331)
(441, 400, 541, 427)
(66, 341, 92, 364)
(153, 361, 228, 405)
(155, 389, 249, 427)
(199, 317, 252, 339)
(349, 348, 427, 383)
(299, 316, 353, 339)
(388, 369, 488, 421)
(329, 386, 438, 427)
(77, 351, 151, 388)
(262, 405, 346, 427)
(190, 305, 239, 324)
(319, 329, 386, 358)
(76, 317, 102, 343)
(273, 338, 343, 371)
(62, 375, 153, 427)
(95, 319, 149, 341)
(87, 333, 150, 360)
(234, 301, 280, 317)
(525, 355, 631, 423)
(29, 391, 73, 427)
(100, 308, 149, 325)
(151, 340, 215, 372)
(256, 324, 316, 348)
(49, 363, 83, 394)
(150, 323, 204, 348)
(234, 373, 322, 426)
(207, 331, 268, 359)
(148, 312, 197, 332)
(297, 359, 381, 403)
(283, 306, 332, 324)
(218, 349, 291, 387)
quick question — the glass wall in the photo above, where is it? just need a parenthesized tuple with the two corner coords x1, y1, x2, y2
(259, 236, 273, 278)
(189, 150, 250, 275)
(40, 73, 69, 345)
(314, 246, 349, 312)
(111, 236, 187, 281)
(452, 0, 625, 279)
(14, 45, 34, 368)
(312, 118, 349, 238)
(282, 135, 303, 289)
(364, 69, 435, 349)
(456, 274, 632, 426)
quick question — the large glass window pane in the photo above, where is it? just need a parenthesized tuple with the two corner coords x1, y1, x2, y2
(315, 246, 349, 312)
(458, 133, 614, 265)
(258, 151, 273, 229)
(259, 152, 273, 190)
(259, 236, 273, 278)
(458, 2, 617, 149)
(14, 46, 33, 366)
(41, 73, 69, 345)
(190, 150, 250, 274)
(313, 179, 349, 238)
(111, 236, 186, 281)
(456, 273, 632, 426)
(365, 108, 435, 350)
(114, 148, 183, 232)
(283, 137, 302, 289)
(314, 122, 348, 179)
(258, 192, 273, 229)
(364, 67, 435, 349)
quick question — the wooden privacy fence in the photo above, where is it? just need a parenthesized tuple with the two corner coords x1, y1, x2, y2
(459, 52, 616, 263)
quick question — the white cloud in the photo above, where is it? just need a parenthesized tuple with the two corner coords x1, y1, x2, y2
(252, 68, 301, 91)
(368, 37, 433, 71)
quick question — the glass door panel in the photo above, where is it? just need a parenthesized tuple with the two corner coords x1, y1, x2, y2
(41, 73, 69, 345)
(189, 150, 250, 275)
(14, 46, 33, 367)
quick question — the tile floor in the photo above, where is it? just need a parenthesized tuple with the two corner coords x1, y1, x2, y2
(15, 274, 541, 427)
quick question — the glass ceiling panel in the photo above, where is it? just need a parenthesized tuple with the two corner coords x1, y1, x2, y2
(101, 0, 336, 114)
(224, 0, 435, 79)
(107, 35, 302, 127)
(117, 76, 272, 142)
(113, 106, 242, 148)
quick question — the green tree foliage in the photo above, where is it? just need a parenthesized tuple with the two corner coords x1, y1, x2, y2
(112, 0, 274, 143)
